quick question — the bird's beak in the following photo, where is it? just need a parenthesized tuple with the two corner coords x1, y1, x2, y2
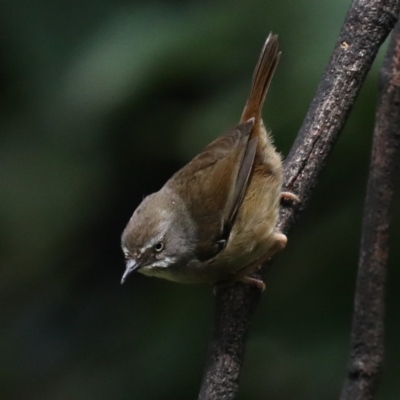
(121, 259, 140, 284)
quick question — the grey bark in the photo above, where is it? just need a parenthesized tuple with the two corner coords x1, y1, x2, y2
(339, 17, 400, 400)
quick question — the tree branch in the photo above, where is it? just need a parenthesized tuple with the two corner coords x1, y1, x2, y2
(198, 1, 400, 399)
(339, 17, 400, 400)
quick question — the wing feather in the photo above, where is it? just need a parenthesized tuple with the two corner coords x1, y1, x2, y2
(167, 119, 256, 261)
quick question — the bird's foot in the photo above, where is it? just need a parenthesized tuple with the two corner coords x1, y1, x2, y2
(237, 276, 266, 291)
(281, 191, 300, 206)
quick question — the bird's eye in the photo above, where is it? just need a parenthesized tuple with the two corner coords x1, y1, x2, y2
(154, 242, 164, 252)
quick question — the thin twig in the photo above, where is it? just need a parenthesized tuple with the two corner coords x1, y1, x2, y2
(198, 1, 400, 399)
(339, 18, 400, 400)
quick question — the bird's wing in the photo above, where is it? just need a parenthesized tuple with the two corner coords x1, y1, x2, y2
(167, 119, 257, 261)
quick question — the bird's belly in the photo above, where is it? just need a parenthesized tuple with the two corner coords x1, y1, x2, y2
(139, 266, 192, 283)
(199, 171, 282, 281)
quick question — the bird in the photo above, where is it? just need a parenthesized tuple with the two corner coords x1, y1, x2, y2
(120, 33, 298, 291)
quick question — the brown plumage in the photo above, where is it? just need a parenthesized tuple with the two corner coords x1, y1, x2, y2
(121, 33, 296, 290)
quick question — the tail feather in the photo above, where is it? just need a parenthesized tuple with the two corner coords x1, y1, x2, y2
(241, 33, 280, 122)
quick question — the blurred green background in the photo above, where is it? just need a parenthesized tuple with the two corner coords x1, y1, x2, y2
(1, 0, 399, 399)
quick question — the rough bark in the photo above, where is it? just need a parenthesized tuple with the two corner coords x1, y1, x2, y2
(198, 1, 400, 399)
(339, 18, 400, 400)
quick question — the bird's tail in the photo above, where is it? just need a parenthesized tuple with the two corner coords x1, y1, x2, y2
(240, 33, 280, 123)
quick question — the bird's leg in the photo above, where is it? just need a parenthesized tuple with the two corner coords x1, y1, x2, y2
(263, 232, 287, 258)
(238, 276, 266, 291)
(234, 232, 287, 291)
(281, 191, 300, 205)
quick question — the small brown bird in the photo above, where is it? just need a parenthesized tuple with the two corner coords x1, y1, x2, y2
(121, 33, 297, 290)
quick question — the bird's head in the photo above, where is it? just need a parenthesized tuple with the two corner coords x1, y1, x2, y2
(121, 188, 195, 283)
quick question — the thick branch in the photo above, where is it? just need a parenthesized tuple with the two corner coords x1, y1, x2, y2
(198, 1, 400, 399)
(281, 0, 400, 232)
(339, 18, 400, 400)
